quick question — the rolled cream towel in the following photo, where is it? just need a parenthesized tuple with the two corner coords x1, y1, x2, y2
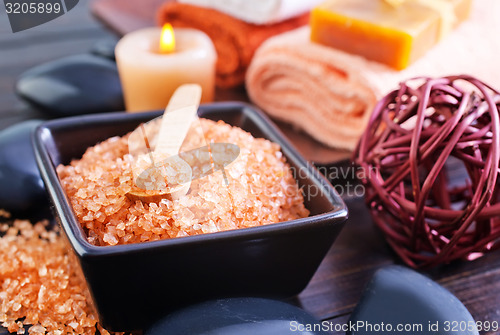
(177, 0, 323, 25)
(246, 0, 500, 150)
(157, 3, 309, 88)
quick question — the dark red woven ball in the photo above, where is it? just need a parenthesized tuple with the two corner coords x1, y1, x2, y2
(354, 75, 500, 268)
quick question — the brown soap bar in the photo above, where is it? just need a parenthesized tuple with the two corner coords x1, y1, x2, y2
(310, 0, 472, 70)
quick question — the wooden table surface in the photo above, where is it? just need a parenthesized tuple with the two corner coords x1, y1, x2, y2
(1, 1, 500, 334)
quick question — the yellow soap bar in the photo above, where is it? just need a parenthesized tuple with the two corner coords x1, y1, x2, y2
(310, 0, 472, 70)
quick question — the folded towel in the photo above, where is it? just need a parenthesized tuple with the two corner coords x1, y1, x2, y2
(177, 0, 322, 25)
(157, 3, 309, 88)
(246, 0, 500, 150)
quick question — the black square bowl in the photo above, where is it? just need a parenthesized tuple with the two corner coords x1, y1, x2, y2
(33, 102, 348, 331)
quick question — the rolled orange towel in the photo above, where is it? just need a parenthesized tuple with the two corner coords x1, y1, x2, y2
(246, 0, 500, 150)
(246, 27, 376, 150)
(156, 3, 309, 88)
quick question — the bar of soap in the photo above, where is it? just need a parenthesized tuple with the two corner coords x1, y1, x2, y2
(310, 0, 472, 70)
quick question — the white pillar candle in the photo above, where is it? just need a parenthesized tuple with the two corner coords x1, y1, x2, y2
(115, 25, 216, 112)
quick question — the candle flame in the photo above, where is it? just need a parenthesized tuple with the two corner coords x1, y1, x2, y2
(160, 23, 175, 53)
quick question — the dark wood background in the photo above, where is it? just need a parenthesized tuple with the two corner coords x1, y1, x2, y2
(0, 0, 499, 334)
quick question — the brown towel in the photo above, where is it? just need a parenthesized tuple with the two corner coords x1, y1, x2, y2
(156, 3, 309, 88)
(246, 0, 500, 150)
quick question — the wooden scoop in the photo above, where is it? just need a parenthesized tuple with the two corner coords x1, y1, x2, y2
(126, 84, 202, 202)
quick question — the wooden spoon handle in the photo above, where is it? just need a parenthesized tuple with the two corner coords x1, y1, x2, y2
(155, 84, 202, 156)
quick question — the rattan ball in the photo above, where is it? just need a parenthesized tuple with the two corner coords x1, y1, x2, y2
(354, 75, 500, 268)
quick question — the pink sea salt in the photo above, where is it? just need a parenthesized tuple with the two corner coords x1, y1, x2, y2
(57, 118, 309, 246)
(0, 215, 117, 334)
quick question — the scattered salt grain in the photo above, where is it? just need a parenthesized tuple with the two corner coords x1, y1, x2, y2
(0, 213, 122, 335)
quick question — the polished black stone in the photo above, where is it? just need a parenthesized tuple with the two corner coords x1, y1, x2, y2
(0, 120, 48, 213)
(91, 38, 118, 61)
(348, 265, 478, 335)
(145, 298, 328, 335)
(16, 54, 124, 116)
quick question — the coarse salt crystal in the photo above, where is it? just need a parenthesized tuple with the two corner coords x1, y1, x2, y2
(103, 233, 118, 246)
(29, 324, 46, 334)
(68, 321, 79, 329)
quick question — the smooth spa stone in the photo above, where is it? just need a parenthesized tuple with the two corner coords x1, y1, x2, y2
(16, 54, 124, 116)
(0, 120, 48, 213)
(90, 38, 118, 61)
(347, 266, 478, 335)
(145, 298, 328, 335)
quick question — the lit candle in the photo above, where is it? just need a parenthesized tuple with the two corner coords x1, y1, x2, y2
(115, 24, 216, 112)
